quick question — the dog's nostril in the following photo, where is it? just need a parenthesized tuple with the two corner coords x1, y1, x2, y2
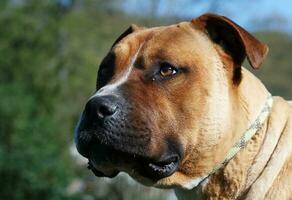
(97, 104, 117, 119)
(84, 95, 119, 120)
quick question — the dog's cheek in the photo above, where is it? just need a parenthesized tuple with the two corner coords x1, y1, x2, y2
(119, 86, 161, 155)
(123, 81, 185, 155)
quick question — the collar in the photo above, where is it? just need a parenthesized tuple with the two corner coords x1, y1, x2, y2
(184, 94, 273, 190)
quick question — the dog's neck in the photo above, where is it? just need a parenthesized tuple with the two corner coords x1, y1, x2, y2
(175, 67, 272, 199)
(236, 68, 270, 129)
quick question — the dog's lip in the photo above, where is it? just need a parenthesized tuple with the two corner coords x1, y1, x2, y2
(75, 130, 94, 158)
(143, 155, 180, 179)
(87, 160, 119, 178)
(86, 146, 180, 180)
(87, 155, 180, 180)
(76, 128, 181, 180)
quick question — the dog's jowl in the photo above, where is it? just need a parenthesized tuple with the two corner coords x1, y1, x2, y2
(75, 13, 292, 199)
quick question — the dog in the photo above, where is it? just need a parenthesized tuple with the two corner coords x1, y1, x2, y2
(75, 13, 292, 199)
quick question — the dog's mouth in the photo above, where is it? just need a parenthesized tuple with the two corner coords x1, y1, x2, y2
(86, 148, 180, 181)
(75, 124, 182, 181)
(78, 136, 181, 181)
(142, 155, 180, 179)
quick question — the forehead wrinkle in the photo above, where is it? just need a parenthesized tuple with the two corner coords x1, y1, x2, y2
(134, 56, 146, 70)
(112, 41, 146, 88)
(111, 43, 137, 82)
(93, 41, 146, 97)
(115, 28, 166, 74)
(113, 29, 157, 75)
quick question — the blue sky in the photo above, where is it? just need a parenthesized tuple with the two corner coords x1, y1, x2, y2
(120, 0, 292, 33)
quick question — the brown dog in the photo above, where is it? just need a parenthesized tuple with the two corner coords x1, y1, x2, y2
(75, 13, 292, 199)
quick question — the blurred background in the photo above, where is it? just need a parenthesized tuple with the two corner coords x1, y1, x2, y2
(0, 0, 291, 199)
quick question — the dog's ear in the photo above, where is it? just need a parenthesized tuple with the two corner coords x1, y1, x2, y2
(192, 13, 269, 69)
(112, 24, 143, 48)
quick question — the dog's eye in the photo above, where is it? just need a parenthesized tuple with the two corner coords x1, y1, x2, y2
(159, 63, 178, 78)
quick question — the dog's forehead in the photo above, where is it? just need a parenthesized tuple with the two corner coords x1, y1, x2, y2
(112, 22, 210, 73)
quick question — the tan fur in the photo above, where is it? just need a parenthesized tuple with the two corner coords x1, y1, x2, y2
(173, 69, 292, 199)
(92, 13, 292, 199)
(201, 97, 292, 200)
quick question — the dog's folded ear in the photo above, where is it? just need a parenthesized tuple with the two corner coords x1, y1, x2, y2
(192, 13, 269, 69)
(112, 24, 143, 48)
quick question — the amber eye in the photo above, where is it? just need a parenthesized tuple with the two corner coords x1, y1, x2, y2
(159, 63, 178, 78)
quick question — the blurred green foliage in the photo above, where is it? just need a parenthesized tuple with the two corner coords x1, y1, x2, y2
(0, 2, 76, 200)
(254, 32, 292, 99)
(0, 1, 291, 200)
(0, 1, 172, 199)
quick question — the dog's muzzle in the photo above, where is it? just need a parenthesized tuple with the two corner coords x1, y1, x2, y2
(75, 94, 182, 181)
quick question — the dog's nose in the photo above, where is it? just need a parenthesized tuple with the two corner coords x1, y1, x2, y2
(85, 95, 118, 120)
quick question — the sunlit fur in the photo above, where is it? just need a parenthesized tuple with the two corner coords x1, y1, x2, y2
(86, 15, 292, 199)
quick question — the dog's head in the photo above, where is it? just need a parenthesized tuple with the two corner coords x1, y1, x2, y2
(75, 13, 268, 188)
